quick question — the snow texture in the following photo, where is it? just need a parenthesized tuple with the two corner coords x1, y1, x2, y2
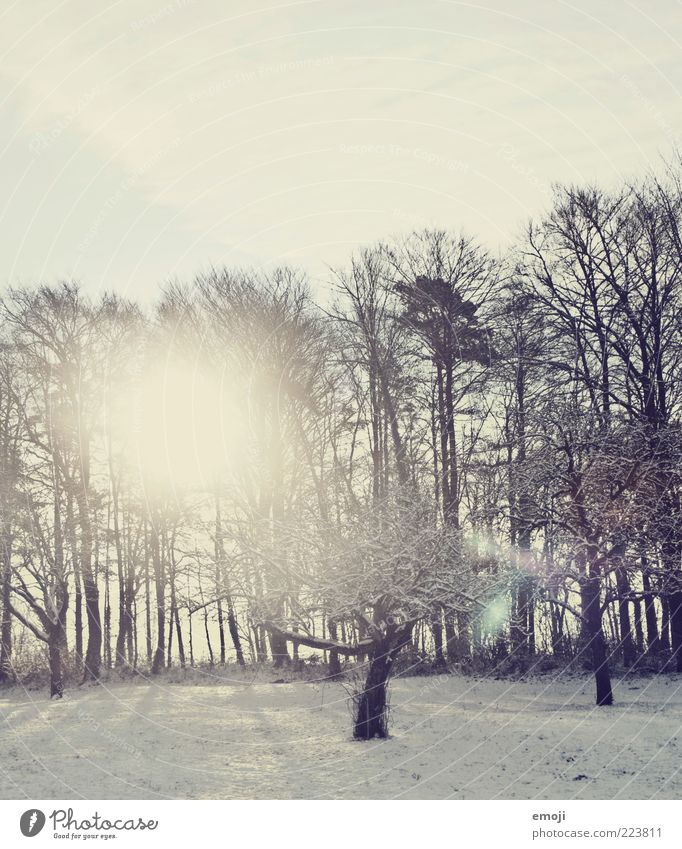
(1, 672, 681, 799)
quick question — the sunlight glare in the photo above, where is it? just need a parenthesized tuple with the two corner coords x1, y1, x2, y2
(136, 363, 243, 491)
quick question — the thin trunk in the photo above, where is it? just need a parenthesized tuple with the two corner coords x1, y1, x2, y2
(456, 611, 471, 660)
(166, 602, 174, 668)
(67, 496, 83, 671)
(113, 481, 127, 667)
(669, 585, 682, 673)
(225, 598, 244, 667)
(515, 351, 535, 657)
(245, 623, 256, 664)
(215, 495, 244, 665)
(101, 502, 111, 670)
(615, 564, 636, 667)
(526, 580, 536, 655)
(430, 608, 445, 668)
(661, 593, 671, 653)
(216, 599, 226, 665)
(443, 362, 459, 528)
(150, 518, 165, 675)
(327, 618, 342, 677)
(78, 485, 101, 682)
(370, 364, 381, 502)
(188, 611, 194, 667)
(49, 631, 64, 699)
(633, 598, 644, 656)
(256, 625, 267, 663)
(125, 506, 136, 664)
(204, 610, 214, 666)
(436, 364, 450, 517)
(377, 361, 409, 486)
(430, 378, 440, 514)
(444, 613, 457, 662)
(104, 564, 112, 670)
(642, 559, 660, 653)
(144, 526, 152, 664)
(0, 532, 13, 683)
(174, 606, 185, 669)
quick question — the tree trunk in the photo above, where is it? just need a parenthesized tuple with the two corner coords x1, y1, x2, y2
(436, 365, 450, 517)
(431, 608, 445, 668)
(225, 598, 245, 667)
(327, 618, 342, 677)
(213, 496, 244, 666)
(633, 598, 644, 657)
(443, 362, 459, 528)
(216, 598, 226, 665)
(0, 533, 13, 683)
(174, 606, 186, 669)
(615, 566, 636, 667)
(510, 583, 524, 654)
(166, 602, 174, 668)
(661, 593, 671, 653)
(113, 485, 127, 667)
(270, 628, 290, 668)
(472, 613, 482, 656)
(204, 610, 214, 665)
(48, 599, 68, 699)
(444, 613, 457, 662)
(103, 552, 112, 670)
(188, 612, 194, 667)
(526, 580, 536, 655)
(578, 576, 591, 658)
(669, 582, 682, 673)
(49, 633, 64, 699)
(549, 598, 567, 657)
(130, 596, 137, 668)
(104, 589, 111, 669)
(369, 365, 381, 502)
(354, 639, 393, 740)
(126, 574, 135, 666)
(456, 611, 471, 660)
(377, 362, 409, 486)
(150, 520, 165, 675)
(642, 562, 660, 653)
(583, 575, 613, 706)
(74, 567, 83, 671)
(144, 528, 152, 665)
(76, 497, 100, 682)
(353, 625, 412, 740)
(255, 625, 267, 663)
(81, 569, 101, 682)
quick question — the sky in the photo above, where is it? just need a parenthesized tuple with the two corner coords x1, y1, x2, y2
(1, 0, 681, 303)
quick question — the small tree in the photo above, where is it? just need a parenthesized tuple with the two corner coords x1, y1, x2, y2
(258, 493, 499, 739)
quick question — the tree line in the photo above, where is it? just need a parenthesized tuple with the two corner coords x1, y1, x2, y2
(1, 166, 682, 739)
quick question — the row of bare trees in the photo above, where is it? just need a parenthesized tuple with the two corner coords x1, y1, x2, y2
(1, 167, 682, 737)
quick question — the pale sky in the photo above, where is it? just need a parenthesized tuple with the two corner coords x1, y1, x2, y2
(1, 0, 681, 302)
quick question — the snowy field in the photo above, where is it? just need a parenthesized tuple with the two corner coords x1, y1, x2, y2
(1, 670, 681, 800)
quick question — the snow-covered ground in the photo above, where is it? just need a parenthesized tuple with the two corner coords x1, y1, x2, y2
(1, 669, 681, 799)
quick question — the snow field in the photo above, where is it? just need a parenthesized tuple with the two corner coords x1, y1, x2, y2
(1, 671, 681, 799)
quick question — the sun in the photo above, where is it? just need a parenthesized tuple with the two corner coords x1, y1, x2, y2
(133, 360, 244, 492)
